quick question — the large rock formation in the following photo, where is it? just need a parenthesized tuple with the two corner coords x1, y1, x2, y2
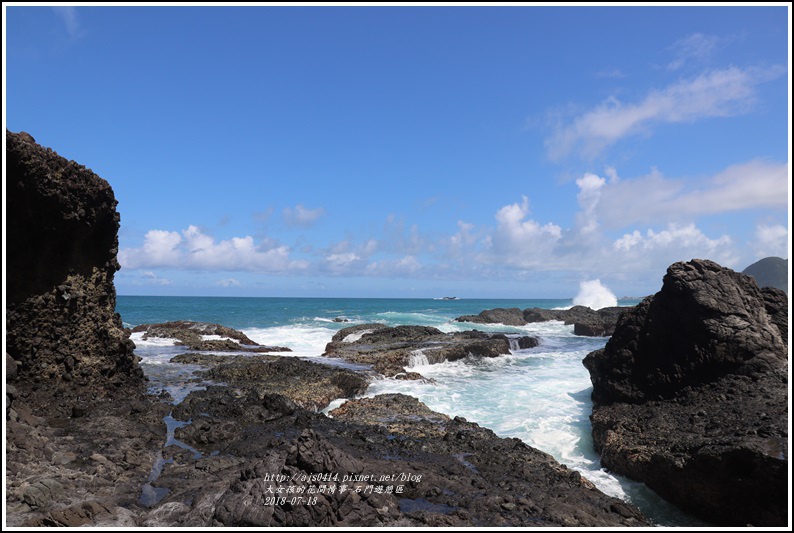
(6, 130, 144, 414)
(455, 306, 627, 337)
(583, 259, 788, 526)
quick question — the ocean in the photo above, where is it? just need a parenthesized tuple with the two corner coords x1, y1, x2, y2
(117, 295, 705, 526)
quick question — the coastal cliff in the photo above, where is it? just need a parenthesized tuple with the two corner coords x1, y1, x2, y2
(583, 259, 788, 526)
(6, 130, 144, 413)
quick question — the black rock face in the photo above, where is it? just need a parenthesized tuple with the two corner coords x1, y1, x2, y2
(583, 259, 788, 526)
(584, 259, 787, 405)
(5, 130, 144, 413)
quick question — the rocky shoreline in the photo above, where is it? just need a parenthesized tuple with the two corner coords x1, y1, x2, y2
(5, 130, 649, 527)
(6, 130, 788, 527)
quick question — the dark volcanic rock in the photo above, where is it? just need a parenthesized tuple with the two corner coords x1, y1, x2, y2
(456, 305, 627, 337)
(455, 307, 526, 326)
(169, 353, 368, 411)
(161, 391, 649, 527)
(323, 324, 534, 377)
(583, 259, 788, 526)
(5, 130, 144, 414)
(584, 260, 787, 404)
(132, 321, 291, 352)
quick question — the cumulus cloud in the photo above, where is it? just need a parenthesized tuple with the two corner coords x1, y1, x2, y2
(217, 278, 241, 287)
(119, 225, 308, 272)
(613, 223, 738, 269)
(320, 239, 379, 274)
(753, 224, 789, 259)
(546, 65, 785, 160)
(575, 173, 606, 234)
(283, 204, 325, 227)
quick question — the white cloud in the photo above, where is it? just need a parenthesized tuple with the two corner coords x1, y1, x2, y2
(52, 7, 82, 39)
(447, 220, 478, 257)
(283, 204, 325, 227)
(325, 252, 361, 272)
(488, 196, 563, 267)
(141, 271, 171, 286)
(613, 223, 738, 268)
(119, 225, 308, 272)
(753, 224, 789, 259)
(217, 278, 241, 287)
(575, 172, 606, 234)
(546, 65, 785, 160)
(667, 33, 721, 71)
(366, 255, 422, 276)
(586, 160, 789, 228)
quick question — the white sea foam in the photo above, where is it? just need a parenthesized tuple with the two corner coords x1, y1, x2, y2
(129, 331, 181, 348)
(407, 349, 430, 368)
(573, 279, 618, 309)
(243, 325, 333, 358)
(342, 330, 372, 343)
(201, 334, 240, 343)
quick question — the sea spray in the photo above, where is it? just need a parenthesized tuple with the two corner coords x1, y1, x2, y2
(573, 279, 617, 310)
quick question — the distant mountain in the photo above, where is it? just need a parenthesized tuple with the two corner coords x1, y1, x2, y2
(742, 257, 788, 293)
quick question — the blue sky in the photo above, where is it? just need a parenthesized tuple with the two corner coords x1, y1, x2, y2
(4, 4, 791, 298)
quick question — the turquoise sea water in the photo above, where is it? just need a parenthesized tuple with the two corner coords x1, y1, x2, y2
(117, 295, 705, 526)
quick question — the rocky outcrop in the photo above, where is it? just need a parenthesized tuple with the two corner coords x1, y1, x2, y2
(132, 321, 291, 352)
(583, 259, 788, 526)
(456, 306, 627, 337)
(323, 324, 538, 378)
(5, 130, 144, 414)
(162, 391, 649, 527)
(169, 353, 368, 411)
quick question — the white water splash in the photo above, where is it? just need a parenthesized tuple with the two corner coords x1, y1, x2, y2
(407, 348, 431, 367)
(573, 279, 617, 310)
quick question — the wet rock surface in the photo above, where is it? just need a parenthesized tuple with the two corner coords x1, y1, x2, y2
(456, 306, 627, 337)
(322, 324, 537, 377)
(169, 353, 369, 411)
(158, 392, 649, 527)
(132, 321, 291, 352)
(583, 259, 788, 526)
